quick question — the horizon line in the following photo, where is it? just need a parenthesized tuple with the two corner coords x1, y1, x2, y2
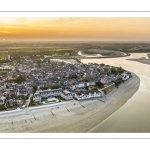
(1, 40, 150, 42)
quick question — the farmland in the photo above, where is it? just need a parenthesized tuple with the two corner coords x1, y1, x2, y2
(0, 41, 150, 62)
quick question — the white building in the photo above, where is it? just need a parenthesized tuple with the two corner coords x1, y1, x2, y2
(73, 90, 102, 100)
(121, 72, 130, 80)
(0, 65, 14, 70)
(86, 82, 90, 86)
(8, 54, 11, 60)
(61, 90, 73, 100)
(0, 96, 6, 105)
(75, 83, 85, 88)
(70, 85, 76, 90)
(89, 81, 96, 86)
(33, 88, 63, 102)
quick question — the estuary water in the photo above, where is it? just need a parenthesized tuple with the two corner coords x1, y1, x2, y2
(82, 53, 150, 132)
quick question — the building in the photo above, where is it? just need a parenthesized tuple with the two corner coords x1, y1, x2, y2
(16, 86, 28, 97)
(0, 96, 6, 105)
(73, 90, 103, 100)
(9, 89, 17, 99)
(121, 72, 130, 80)
(33, 88, 63, 102)
(61, 90, 73, 100)
(8, 54, 11, 60)
(75, 83, 85, 89)
(70, 84, 76, 90)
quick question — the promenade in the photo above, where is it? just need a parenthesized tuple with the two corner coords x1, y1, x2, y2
(0, 72, 139, 132)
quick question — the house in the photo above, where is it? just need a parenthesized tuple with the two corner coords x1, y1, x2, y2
(73, 92, 83, 100)
(70, 84, 76, 90)
(0, 95, 6, 105)
(0, 81, 6, 91)
(16, 85, 28, 97)
(89, 91, 101, 98)
(89, 81, 96, 87)
(61, 90, 73, 100)
(9, 89, 17, 99)
(0, 99, 4, 105)
(100, 75, 112, 84)
(121, 72, 130, 80)
(75, 83, 85, 89)
(33, 88, 63, 102)
(8, 99, 13, 107)
(73, 90, 102, 100)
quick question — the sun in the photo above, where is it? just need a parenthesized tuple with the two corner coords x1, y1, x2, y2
(3, 39, 5, 41)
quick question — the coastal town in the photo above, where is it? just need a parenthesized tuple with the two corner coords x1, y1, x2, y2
(1, 16, 150, 135)
(0, 54, 131, 111)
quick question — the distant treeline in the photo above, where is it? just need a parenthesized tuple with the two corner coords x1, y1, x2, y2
(8, 50, 75, 62)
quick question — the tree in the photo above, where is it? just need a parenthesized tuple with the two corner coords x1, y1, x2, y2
(0, 105, 7, 111)
(29, 96, 36, 106)
(6, 84, 9, 89)
(36, 60, 42, 68)
(33, 85, 37, 93)
(68, 74, 78, 79)
(61, 61, 65, 66)
(96, 81, 104, 88)
(105, 65, 110, 67)
(13, 75, 25, 83)
(110, 67, 118, 75)
(51, 61, 55, 66)
(117, 67, 124, 74)
(41, 86, 48, 90)
(100, 63, 105, 66)
(84, 79, 89, 82)
(104, 68, 108, 72)
(50, 84, 61, 89)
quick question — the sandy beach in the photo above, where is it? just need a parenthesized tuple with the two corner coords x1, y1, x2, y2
(0, 71, 139, 133)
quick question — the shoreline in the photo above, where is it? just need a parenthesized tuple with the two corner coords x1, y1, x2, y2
(0, 72, 140, 133)
(88, 73, 140, 133)
(78, 50, 130, 59)
(81, 53, 150, 132)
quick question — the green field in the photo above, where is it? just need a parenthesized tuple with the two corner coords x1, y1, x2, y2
(0, 53, 7, 59)
(0, 41, 150, 63)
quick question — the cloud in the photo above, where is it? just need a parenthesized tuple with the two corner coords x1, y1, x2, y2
(0, 31, 11, 33)
(17, 17, 28, 22)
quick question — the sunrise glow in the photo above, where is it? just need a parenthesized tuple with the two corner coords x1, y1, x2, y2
(1, 17, 150, 41)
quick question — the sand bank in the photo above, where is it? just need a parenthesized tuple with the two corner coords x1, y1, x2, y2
(83, 53, 150, 132)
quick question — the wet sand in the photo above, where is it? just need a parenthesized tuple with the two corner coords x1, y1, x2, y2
(126, 53, 150, 65)
(83, 53, 150, 132)
(0, 72, 139, 133)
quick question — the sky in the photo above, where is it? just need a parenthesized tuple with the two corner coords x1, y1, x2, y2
(1, 17, 150, 41)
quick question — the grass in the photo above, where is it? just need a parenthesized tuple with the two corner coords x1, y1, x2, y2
(82, 50, 98, 55)
(102, 83, 116, 94)
(0, 42, 150, 63)
(0, 53, 7, 59)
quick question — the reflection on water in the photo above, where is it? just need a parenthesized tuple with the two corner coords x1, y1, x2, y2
(82, 53, 150, 132)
